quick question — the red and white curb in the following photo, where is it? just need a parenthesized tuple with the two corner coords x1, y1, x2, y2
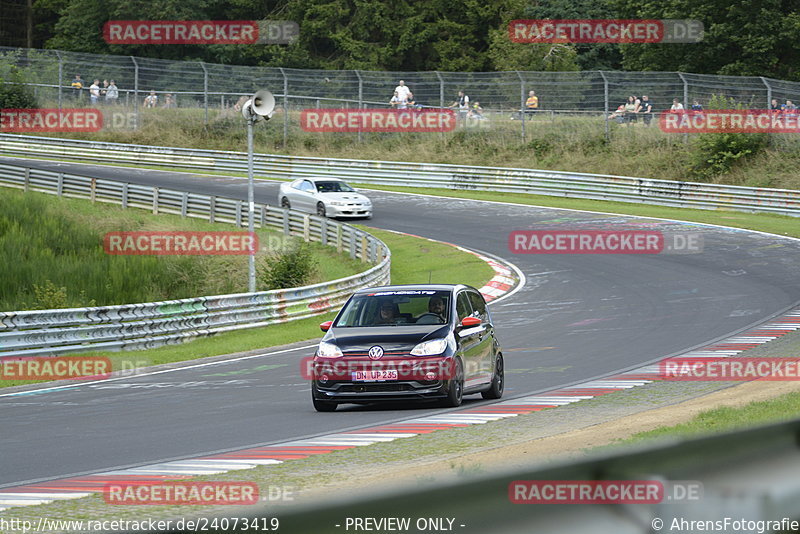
(2, 308, 798, 512)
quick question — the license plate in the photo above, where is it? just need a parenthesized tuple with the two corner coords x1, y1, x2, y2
(351, 370, 398, 382)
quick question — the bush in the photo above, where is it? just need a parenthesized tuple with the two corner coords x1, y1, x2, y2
(0, 65, 37, 108)
(258, 242, 318, 290)
(688, 94, 769, 180)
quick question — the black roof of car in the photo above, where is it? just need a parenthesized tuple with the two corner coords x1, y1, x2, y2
(354, 284, 474, 295)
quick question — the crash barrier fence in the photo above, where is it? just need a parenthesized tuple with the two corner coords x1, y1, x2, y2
(261, 416, 800, 533)
(0, 160, 391, 359)
(4, 45, 800, 142)
(2, 133, 798, 217)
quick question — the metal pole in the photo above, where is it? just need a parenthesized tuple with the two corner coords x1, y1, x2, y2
(247, 117, 256, 293)
(516, 71, 525, 141)
(599, 71, 609, 141)
(677, 72, 688, 143)
(354, 70, 363, 143)
(435, 71, 445, 140)
(760, 77, 772, 108)
(56, 51, 62, 110)
(280, 67, 288, 146)
(199, 62, 208, 125)
(131, 56, 139, 130)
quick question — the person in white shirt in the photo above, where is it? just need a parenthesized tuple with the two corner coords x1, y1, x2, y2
(105, 80, 119, 104)
(394, 80, 411, 101)
(89, 80, 100, 105)
(390, 91, 407, 110)
(670, 98, 684, 111)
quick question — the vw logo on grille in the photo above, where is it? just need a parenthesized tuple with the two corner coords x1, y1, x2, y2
(368, 346, 384, 360)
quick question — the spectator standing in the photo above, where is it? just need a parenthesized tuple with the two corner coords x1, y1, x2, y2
(670, 98, 684, 111)
(525, 90, 539, 120)
(624, 95, 638, 123)
(163, 93, 176, 108)
(394, 80, 411, 102)
(89, 79, 101, 105)
(144, 90, 158, 108)
(71, 74, 83, 100)
(690, 100, 703, 112)
(640, 95, 653, 125)
(389, 91, 407, 109)
(770, 99, 782, 113)
(784, 100, 798, 116)
(450, 90, 470, 122)
(105, 80, 119, 104)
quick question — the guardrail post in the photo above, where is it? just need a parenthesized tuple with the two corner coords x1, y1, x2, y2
(337, 224, 343, 253)
(361, 235, 368, 262)
(24, 167, 30, 192)
(90, 178, 96, 202)
(321, 219, 329, 246)
(283, 210, 290, 236)
(181, 192, 188, 217)
(57, 173, 63, 197)
(303, 214, 310, 241)
(236, 200, 243, 227)
(260, 205, 267, 228)
(349, 231, 357, 259)
(209, 196, 216, 223)
(152, 187, 159, 214)
(122, 183, 128, 208)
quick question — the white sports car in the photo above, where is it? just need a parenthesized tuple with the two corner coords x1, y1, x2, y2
(278, 178, 372, 219)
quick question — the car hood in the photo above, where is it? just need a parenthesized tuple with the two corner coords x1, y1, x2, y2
(320, 192, 369, 203)
(325, 325, 449, 352)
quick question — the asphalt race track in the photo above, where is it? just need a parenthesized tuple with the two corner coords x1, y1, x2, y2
(2, 156, 800, 488)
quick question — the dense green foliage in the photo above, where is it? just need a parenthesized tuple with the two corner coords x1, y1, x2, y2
(17, 0, 799, 78)
(0, 64, 38, 108)
(258, 242, 318, 290)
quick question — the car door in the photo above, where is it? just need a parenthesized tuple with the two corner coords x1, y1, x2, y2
(467, 289, 494, 385)
(455, 290, 483, 389)
(296, 180, 317, 212)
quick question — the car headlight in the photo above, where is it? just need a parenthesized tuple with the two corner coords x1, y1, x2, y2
(410, 338, 448, 356)
(317, 341, 343, 358)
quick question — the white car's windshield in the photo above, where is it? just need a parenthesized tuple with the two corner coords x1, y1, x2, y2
(316, 181, 355, 193)
(335, 290, 450, 327)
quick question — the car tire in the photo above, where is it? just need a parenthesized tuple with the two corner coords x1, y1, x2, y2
(441, 358, 464, 408)
(316, 202, 326, 218)
(481, 353, 504, 400)
(312, 384, 337, 412)
(281, 197, 291, 209)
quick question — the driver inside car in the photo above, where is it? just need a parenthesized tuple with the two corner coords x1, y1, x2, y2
(415, 296, 447, 324)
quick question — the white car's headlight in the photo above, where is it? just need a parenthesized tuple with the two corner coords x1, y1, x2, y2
(410, 337, 448, 356)
(317, 341, 343, 358)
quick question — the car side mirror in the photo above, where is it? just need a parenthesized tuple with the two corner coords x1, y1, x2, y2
(460, 317, 481, 328)
(320, 320, 333, 332)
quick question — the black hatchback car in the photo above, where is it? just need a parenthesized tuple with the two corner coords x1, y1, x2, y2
(310, 284, 504, 412)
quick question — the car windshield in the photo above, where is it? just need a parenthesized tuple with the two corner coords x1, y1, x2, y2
(316, 181, 355, 193)
(335, 290, 451, 327)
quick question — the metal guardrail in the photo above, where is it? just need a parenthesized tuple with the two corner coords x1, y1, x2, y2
(234, 417, 800, 534)
(0, 161, 390, 358)
(2, 133, 799, 216)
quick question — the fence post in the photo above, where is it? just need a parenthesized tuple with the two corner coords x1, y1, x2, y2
(90, 178, 96, 202)
(209, 196, 216, 223)
(131, 56, 139, 130)
(435, 71, 445, 140)
(24, 167, 30, 192)
(321, 219, 329, 246)
(122, 183, 128, 208)
(515, 71, 526, 141)
(55, 51, 62, 110)
(236, 200, 243, 227)
(760, 77, 772, 108)
(279, 67, 289, 147)
(181, 192, 188, 217)
(599, 71, 609, 142)
(57, 173, 63, 197)
(354, 70, 363, 143)
(677, 72, 689, 143)
(152, 187, 159, 214)
(199, 62, 209, 125)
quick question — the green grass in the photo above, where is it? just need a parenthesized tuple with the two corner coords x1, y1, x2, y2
(0, 188, 367, 310)
(613, 390, 800, 446)
(1, 224, 497, 389)
(30, 105, 800, 190)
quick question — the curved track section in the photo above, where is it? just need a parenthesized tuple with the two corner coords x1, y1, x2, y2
(1, 156, 800, 489)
